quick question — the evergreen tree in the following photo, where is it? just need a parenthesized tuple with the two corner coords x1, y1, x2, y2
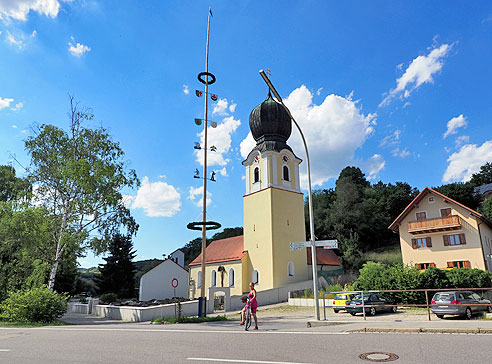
(96, 234, 137, 298)
(470, 162, 492, 187)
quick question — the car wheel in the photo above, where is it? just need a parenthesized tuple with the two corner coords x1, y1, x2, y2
(350, 312, 356, 316)
(465, 307, 472, 320)
(391, 306, 397, 313)
(436, 314, 444, 319)
(334, 309, 340, 313)
(370, 307, 376, 316)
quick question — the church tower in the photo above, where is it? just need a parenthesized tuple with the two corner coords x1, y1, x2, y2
(242, 92, 310, 291)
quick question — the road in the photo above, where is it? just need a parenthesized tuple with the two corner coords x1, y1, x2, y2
(1, 318, 492, 364)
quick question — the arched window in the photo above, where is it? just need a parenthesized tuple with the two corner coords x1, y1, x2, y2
(283, 165, 290, 181)
(197, 271, 202, 288)
(288, 262, 295, 277)
(252, 270, 259, 285)
(229, 268, 235, 287)
(253, 167, 260, 183)
(211, 270, 217, 287)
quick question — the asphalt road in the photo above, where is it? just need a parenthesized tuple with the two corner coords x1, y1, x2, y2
(1, 321, 492, 364)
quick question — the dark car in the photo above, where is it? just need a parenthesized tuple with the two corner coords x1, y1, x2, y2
(431, 291, 492, 319)
(346, 293, 397, 316)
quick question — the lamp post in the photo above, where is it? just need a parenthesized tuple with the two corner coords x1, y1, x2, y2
(259, 70, 320, 320)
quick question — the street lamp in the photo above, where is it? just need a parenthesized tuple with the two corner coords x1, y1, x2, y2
(259, 70, 321, 320)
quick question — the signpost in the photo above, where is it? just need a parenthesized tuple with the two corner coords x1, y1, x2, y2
(172, 278, 179, 319)
(290, 240, 338, 251)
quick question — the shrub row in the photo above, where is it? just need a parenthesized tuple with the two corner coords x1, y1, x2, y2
(352, 262, 492, 303)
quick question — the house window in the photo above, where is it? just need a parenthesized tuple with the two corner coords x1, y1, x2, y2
(197, 271, 202, 289)
(428, 197, 434, 202)
(416, 212, 427, 221)
(253, 167, 260, 183)
(415, 263, 436, 270)
(443, 233, 466, 246)
(211, 270, 217, 287)
(441, 208, 452, 217)
(252, 270, 259, 285)
(411, 237, 432, 249)
(288, 262, 295, 277)
(447, 260, 471, 269)
(283, 165, 290, 181)
(228, 268, 235, 287)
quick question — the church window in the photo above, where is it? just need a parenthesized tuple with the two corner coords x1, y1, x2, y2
(211, 270, 217, 287)
(252, 270, 259, 285)
(288, 262, 295, 277)
(253, 167, 260, 183)
(197, 271, 202, 288)
(229, 268, 235, 287)
(283, 165, 290, 181)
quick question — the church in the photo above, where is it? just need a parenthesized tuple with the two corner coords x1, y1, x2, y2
(188, 92, 339, 298)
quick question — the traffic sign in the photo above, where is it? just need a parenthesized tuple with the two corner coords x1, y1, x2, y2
(172, 278, 179, 288)
(290, 240, 338, 251)
(290, 241, 310, 251)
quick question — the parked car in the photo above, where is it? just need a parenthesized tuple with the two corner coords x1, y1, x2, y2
(330, 293, 356, 313)
(346, 293, 397, 316)
(431, 291, 492, 319)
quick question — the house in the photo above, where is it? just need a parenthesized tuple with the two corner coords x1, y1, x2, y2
(475, 183, 492, 200)
(188, 92, 341, 299)
(168, 249, 185, 268)
(139, 257, 188, 301)
(389, 187, 492, 272)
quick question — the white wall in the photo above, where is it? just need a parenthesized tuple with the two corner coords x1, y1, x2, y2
(139, 259, 189, 301)
(169, 250, 185, 267)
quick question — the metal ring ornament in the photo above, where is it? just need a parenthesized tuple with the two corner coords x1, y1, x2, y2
(187, 221, 221, 231)
(197, 72, 216, 85)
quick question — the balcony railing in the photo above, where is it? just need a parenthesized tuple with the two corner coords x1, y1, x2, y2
(408, 215, 462, 235)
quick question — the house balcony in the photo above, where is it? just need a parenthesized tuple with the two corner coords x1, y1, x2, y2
(408, 215, 462, 235)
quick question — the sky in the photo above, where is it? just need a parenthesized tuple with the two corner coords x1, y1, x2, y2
(1, 1, 491, 267)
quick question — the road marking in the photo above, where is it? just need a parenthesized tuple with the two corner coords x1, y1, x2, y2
(26, 327, 348, 335)
(188, 358, 315, 364)
(0, 349, 11, 352)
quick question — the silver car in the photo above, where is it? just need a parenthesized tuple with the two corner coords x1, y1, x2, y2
(431, 291, 492, 319)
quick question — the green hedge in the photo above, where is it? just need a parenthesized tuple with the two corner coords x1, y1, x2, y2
(353, 262, 492, 303)
(0, 287, 69, 323)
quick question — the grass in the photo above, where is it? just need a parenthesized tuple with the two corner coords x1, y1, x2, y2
(364, 244, 402, 265)
(152, 315, 228, 324)
(0, 319, 71, 327)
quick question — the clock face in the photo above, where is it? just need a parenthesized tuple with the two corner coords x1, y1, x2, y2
(282, 155, 289, 163)
(254, 156, 260, 164)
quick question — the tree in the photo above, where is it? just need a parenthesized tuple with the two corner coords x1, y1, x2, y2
(0, 165, 30, 202)
(210, 227, 243, 241)
(96, 234, 137, 298)
(480, 197, 492, 221)
(24, 97, 139, 290)
(470, 162, 492, 187)
(433, 182, 480, 210)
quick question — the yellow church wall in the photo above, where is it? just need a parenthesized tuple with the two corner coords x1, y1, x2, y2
(399, 192, 487, 270)
(189, 259, 245, 298)
(275, 155, 298, 190)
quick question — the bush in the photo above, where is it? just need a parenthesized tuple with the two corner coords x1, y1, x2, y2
(0, 287, 68, 323)
(99, 292, 118, 304)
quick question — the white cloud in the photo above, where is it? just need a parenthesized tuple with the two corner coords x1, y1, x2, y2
(121, 194, 135, 209)
(131, 176, 181, 217)
(183, 85, 189, 95)
(11, 102, 23, 111)
(380, 129, 401, 148)
(188, 185, 212, 207)
(228, 102, 237, 113)
(195, 116, 241, 167)
(11, 124, 17, 128)
(443, 114, 467, 139)
(21, 129, 28, 134)
(455, 135, 469, 148)
(217, 167, 228, 177)
(380, 43, 452, 106)
(68, 36, 91, 57)
(391, 148, 410, 158)
(443, 140, 492, 183)
(212, 98, 229, 116)
(0, 96, 14, 109)
(0, 0, 60, 22)
(31, 29, 36, 37)
(362, 154, 385, 180)
(6, 31, 23, 48)
(316, 88, 323, 96)
(241, 86, 376, 187)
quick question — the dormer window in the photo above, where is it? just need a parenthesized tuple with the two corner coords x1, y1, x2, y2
(283, 165, 290, 181)
(253, 167, 260, 183)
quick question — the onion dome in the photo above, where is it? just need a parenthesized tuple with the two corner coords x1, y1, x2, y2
(249, 91, 292, 153)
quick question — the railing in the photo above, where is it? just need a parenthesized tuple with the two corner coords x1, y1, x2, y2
(322, 287, 492, 321)
(408, 215, 461, 234)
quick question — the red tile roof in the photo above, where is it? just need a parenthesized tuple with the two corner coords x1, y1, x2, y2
(306, 247, 340, 266)
(388, 186, 486, 231)
(189, 235, 246, 266)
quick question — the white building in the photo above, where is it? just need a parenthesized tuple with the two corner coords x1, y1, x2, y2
(139, 257, 188, 301)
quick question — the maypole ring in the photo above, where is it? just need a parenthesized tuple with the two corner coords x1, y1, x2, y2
(187, 221, 221, 231)
(198, 72, 216, 85)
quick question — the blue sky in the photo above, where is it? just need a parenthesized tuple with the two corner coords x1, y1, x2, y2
(1, 1, 491, 267)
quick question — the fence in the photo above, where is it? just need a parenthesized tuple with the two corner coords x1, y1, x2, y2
(322, 287, 492, 321)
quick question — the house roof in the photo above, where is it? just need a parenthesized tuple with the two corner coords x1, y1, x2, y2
(388, 186, 486, 232)
(189, 235, 246, 266)
(475, 183, 492, 197)
(306, 247, 340, 266)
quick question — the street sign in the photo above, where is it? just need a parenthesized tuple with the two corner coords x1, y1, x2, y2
(172, 278, 179, 288)
(290, 240, 338, 251)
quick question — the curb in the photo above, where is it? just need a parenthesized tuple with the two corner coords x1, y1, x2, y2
(346, 327, 492, 334)
(307, 321, 351, 327)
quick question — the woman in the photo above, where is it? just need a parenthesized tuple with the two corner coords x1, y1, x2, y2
(240, 282, 258, 330)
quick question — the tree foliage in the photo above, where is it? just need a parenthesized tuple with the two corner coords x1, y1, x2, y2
(95, 234, 137, 298)
(24, 97, 139, 290)
(433, 182, 480, 211)
(470, 162, 492, 187)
